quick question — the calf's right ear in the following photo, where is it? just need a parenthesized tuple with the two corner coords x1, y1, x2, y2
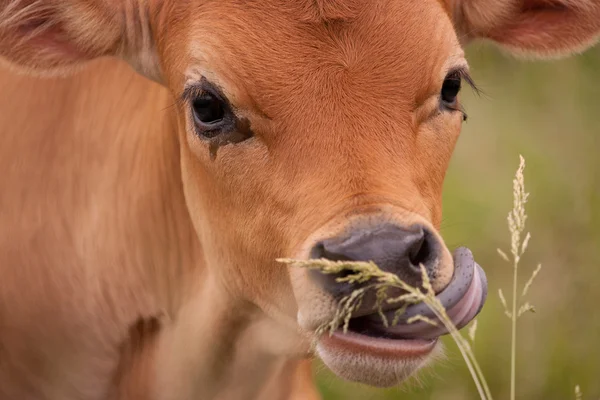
(0, 0, 161, 80)
(453, 0, 600, 59)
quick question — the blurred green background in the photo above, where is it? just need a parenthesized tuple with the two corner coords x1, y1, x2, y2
(314, 43, 600, 399)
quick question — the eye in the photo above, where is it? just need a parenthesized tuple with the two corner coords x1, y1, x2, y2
(441, 71, 462, 107)
(184, 79, 235, 139)
(192, 92, 226, 130)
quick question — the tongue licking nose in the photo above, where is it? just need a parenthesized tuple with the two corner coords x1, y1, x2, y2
(353, 247, 488, 339)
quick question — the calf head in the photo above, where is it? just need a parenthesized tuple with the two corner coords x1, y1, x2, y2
(2, 0, 599, 388)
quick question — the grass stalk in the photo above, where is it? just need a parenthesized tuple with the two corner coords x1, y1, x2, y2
(510, 259, 517, 400)
(500, 155, 539, 400)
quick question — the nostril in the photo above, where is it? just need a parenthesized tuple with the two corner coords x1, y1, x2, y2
(408, 228, 433, 268)
(310, 241, 356, 277)
(309, 240, 357, 297)
(310, 240, 352, 262)
(310, 242, 326, 260)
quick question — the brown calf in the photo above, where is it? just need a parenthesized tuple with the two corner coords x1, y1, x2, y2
(0, 0, 599, 399)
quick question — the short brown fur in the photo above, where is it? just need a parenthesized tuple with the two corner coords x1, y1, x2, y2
(0, 0, 598, 399)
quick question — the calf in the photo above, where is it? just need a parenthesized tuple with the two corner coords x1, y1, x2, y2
(0, 0, 598, 399)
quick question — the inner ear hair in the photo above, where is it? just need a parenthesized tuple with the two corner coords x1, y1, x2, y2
(0, 0, 162, 80)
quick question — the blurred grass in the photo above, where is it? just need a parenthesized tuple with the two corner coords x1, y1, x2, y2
(314, 43, 600, 399)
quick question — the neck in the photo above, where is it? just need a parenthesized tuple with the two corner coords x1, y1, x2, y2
(153, 273, 314, 400)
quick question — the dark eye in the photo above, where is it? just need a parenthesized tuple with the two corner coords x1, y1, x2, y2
(441, 72, 462, 106)
(193, 92, 226, 127)
(185, 78, 236, 139)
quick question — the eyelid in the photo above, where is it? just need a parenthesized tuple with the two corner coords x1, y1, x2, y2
(445, 103, 468, 121)
(181, 77, 229, 105)
(445, 66, 481, 95)
(181, 83, 205, 104)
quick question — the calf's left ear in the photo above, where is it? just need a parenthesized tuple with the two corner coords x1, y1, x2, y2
(0, 0, 161, 80)
(453, 0, 600, 58)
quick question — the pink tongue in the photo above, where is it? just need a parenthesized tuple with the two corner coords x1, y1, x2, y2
(367, 247, 488, 339)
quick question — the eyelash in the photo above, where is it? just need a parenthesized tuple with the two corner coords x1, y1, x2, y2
(444, 69, 480, 121)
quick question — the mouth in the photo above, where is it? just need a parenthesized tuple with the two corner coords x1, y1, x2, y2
(318, 247, 487, 361)
(320, 330, 438, 359)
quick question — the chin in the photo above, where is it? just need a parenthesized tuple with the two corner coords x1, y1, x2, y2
(316, 329, 442, 387)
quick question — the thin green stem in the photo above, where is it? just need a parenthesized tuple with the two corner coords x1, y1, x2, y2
(510, 260, 518, 400)
(468, 338, 494, 400)
(427, 304, 488, 400)
(427, 299, 493, 400)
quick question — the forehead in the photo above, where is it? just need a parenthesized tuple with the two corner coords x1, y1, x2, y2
(181, 0, 463, 113)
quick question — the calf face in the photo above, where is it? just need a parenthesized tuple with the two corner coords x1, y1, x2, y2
(1, 0, 599, 389)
